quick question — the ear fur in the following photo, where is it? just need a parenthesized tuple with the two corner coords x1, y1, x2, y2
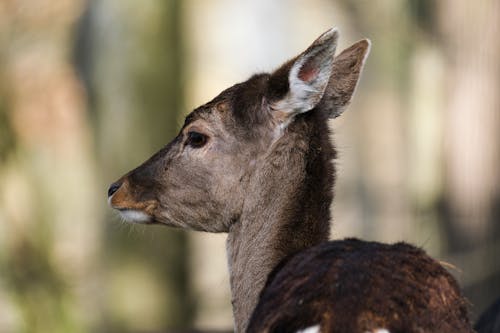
(267, 29, 371, 127)
(268, 28, 339, 125)
(317, 39, 371, 118)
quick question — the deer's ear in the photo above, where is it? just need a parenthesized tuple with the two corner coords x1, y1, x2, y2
(318, 39, 371, 118)
(268, 28, 339, 125)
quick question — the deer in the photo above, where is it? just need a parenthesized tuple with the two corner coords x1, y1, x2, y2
(108, 28, 474, 333)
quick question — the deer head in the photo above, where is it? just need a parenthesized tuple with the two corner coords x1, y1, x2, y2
(108, 27, 370, 234)
(108, 28, 370, 332)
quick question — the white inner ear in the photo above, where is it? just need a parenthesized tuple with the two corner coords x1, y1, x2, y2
(296, 324, 320, 333)
(271, 52, 334, 132)
(273, 55, 332, 115)
(289, 55, 328, 111)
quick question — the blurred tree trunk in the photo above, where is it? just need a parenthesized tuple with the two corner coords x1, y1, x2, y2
(437, 0, 500, 317)
(335, 1, 415, 243)
(0, 1, 99, 332)
(76, 0, 193, 331)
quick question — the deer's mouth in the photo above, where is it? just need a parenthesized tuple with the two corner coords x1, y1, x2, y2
(110, 201, 158, 224)
(111, 203, 160, 224)
(116, 208, 153, 224)
(107, 179, 158, 224)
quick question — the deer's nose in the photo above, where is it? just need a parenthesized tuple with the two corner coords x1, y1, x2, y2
(108, 182, 122, 197)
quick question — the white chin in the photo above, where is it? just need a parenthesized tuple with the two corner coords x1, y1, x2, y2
(118, 209, 151, 223)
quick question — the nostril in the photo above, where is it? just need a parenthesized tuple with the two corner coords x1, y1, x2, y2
(108, 182, 121, 197)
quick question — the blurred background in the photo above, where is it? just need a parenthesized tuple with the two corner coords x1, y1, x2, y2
(0, 0, 499, 332)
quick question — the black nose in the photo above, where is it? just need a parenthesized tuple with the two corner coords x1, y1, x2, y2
(108, 182, 122, 197)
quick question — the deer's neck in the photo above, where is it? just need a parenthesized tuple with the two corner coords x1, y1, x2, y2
(226, 114, 335, 332)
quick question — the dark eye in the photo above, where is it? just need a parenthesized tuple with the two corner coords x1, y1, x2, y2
(186, 131, 208, 148)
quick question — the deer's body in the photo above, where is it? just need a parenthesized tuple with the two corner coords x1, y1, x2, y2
(108, 28, 473, 332)
(248, 239, 471, 333)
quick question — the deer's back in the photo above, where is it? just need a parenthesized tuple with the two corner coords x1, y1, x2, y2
(247, 238, 473, 333)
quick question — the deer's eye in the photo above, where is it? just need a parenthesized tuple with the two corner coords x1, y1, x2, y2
(186, 131, 208, 148)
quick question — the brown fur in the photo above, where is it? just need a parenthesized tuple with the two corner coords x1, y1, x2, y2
(226, 108, 335, 330)
(108, 29, 473, 332)
(247, 239, 472, 333)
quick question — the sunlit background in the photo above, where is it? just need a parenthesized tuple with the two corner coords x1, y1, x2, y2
(0, 1, 499, 332)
